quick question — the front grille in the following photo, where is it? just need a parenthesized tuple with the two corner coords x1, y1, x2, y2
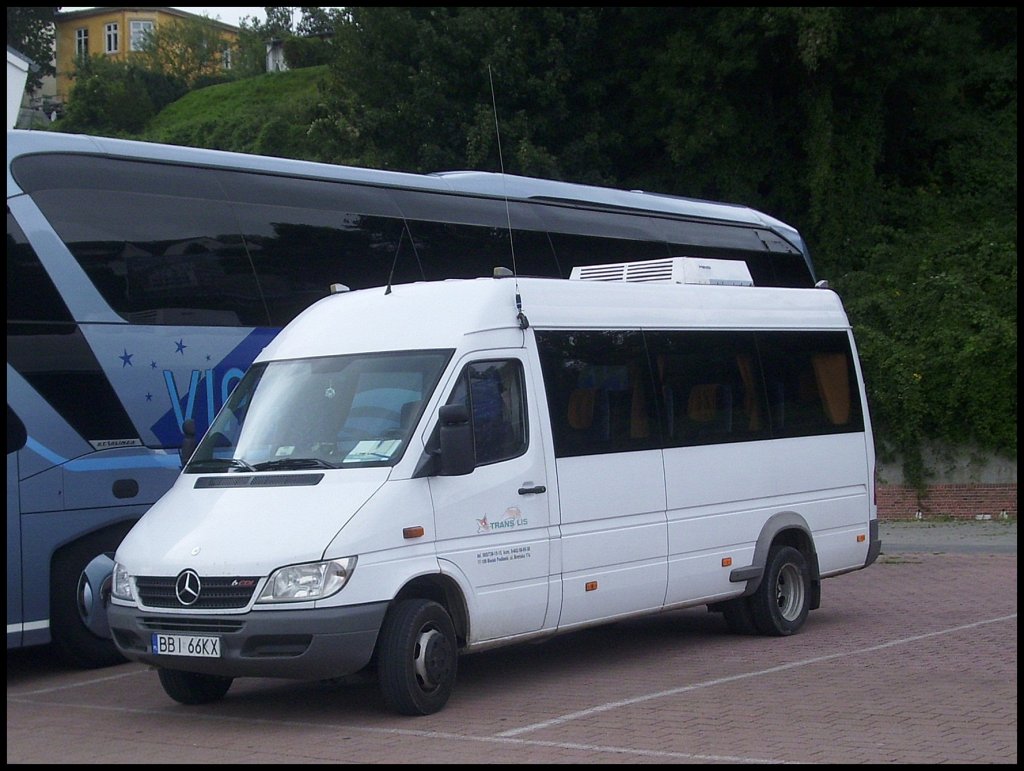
(139, 617, 246, 634)
(135, 575, 260, 609)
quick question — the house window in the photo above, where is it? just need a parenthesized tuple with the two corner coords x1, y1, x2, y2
(129, 20, 155, 52)
(104, 22, 119, 54)
(222, 47, 232, 70)
(75, 28, 89, 57)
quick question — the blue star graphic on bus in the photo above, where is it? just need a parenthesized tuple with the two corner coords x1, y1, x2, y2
(175, 339, 187, 355)
(119, 349, 133, 367)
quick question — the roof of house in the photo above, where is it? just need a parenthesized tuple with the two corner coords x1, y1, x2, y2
(55, 7, 239, 33)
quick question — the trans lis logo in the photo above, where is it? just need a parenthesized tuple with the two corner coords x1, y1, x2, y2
(476, 507, 528, 533)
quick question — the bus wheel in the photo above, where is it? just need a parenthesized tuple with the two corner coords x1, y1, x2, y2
(377, 599, 458, 716)
(158, 668, 233, 704)
(750, 545, 811, 636)
(50, 529, 131, 668)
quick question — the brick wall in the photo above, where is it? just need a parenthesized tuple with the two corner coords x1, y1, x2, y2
(877, 483, 1018, 521)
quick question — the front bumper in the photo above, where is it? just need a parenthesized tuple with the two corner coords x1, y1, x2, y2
(108, 601, 389, 680)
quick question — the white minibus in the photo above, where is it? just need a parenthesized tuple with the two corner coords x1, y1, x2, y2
(107, 256, 880, 715)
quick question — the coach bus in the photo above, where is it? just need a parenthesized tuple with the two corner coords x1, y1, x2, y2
(7, 128, 818, 667)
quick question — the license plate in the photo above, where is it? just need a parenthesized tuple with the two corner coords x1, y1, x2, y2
(151, 633, 221, 658)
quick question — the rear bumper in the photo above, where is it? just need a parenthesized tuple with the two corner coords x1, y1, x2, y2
(865, 518, 882, 567)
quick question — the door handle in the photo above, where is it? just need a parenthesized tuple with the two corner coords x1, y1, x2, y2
(518, 485, 546, 495)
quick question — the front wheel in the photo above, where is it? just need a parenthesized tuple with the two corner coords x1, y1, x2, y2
(377, 599, 458, 716)
(750, 545, 811, 636)
(158, 668, 233, 704)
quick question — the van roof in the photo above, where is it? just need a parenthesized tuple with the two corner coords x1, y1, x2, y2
(258, 274, 850, 362)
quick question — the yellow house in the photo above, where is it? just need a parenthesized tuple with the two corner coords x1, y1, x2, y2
(54, 7, 240, 102)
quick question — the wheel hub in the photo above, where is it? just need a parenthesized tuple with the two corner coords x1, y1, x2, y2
(414, 627, 453, 690)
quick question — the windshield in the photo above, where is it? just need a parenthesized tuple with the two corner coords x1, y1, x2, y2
(185, 350, 451, 473)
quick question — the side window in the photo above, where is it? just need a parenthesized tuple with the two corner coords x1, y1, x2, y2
(646, 330, 770, 447)
(104, 22, 119, 54)
(7, 406, 27, 455)
(536, 330, 659, 458)
(12, 156, 265, 326)
(129, 20, 154, 52)
(446, 360, 527, 466)
(75, 28, 89, 58)
(216, 172, 410, 324)
(7, 209, 74, 323)
(757, 331, 864, 438)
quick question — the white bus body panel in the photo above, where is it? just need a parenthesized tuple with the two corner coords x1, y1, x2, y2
(107, 273, 876, 689)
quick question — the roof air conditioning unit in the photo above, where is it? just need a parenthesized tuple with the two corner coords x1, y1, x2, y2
(569, 257, 753, 286)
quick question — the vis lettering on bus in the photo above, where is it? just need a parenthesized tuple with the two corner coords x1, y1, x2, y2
(163, 367, 246, 433)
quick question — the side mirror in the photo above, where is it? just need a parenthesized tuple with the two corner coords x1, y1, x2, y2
(438, 404, 475, 476)
(179, 418, 197, 467)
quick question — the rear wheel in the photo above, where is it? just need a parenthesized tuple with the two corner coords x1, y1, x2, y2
(750, 545, 811, 636)
(377, 599, 458, 716)
(158, 668, 234, 705)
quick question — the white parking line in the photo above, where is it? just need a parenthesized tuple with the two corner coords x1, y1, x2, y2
(8, 665, 148, 697)
(497, 613, 1019, 738)
(3, 698, 789, 764)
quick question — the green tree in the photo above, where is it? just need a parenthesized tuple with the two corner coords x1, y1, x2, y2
(57, 55, 167, 135)
(310, 7, 636, 180)
(7, 6, 59, 91)
(134, 15, 237, 88)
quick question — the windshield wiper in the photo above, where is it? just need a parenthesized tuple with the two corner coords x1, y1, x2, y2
(253, 457, 338, 471)
(187, 457, 256, 473)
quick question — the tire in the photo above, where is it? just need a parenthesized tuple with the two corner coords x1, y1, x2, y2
(50, 527, 132, 669)
(750, 544, 811, 636)
(158, 668, 234, 705)
(377, 599, 458, 716)
(721, 596, 759, 635)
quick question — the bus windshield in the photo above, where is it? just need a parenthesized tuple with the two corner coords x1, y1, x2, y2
(185, 350, 451, 472)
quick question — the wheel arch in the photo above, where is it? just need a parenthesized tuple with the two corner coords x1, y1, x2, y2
(392, 573, 469, 647)
(735, 511, 821, 609)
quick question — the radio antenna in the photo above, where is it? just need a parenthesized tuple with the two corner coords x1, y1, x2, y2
(488, 65, 528, 329)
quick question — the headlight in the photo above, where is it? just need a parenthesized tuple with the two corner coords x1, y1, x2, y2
(257, 557, 357, 603)
(111, 561, 134, 602)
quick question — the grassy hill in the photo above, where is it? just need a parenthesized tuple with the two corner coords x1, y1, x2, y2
(140, 66, 328, 160)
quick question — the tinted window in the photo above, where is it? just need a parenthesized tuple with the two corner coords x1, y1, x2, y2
(757, 331, 864, 437)
(216, 172, 414, 322)
(404, 220, 557, 281)
(7, 324, 139, 444)
(536, 330, 660, 458)
(7, 405, 27, 454)
(392, 190, 560, 280)
(14, 156, 266, 326)
(446, 360, 528, 466)
(547, 233, 669, 274)
(646, 331, 770, 447)
(7, 209, 74, 324)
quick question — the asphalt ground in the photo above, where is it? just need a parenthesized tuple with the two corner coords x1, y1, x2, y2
(878, 518, 1017, 554)
(7, 520, 1017, 764)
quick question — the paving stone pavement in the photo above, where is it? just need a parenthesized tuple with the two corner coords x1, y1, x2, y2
(7, 519, 1017, 764)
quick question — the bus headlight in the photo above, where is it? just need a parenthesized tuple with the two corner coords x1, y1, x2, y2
(111, 561, 134, 602)
(257, 557, 357, 603)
